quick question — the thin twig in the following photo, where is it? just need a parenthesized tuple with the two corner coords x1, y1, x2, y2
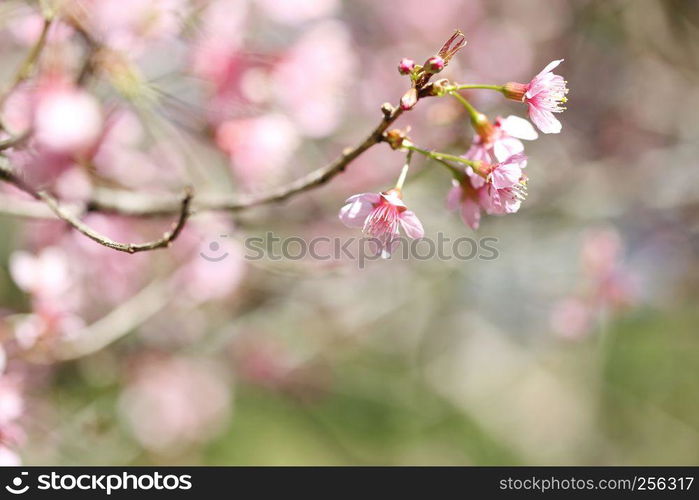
(0, 157, 193, 253)
(0, 130, 32, 152)
(53, 278, 173, 361)
(0, 14, 53, 111)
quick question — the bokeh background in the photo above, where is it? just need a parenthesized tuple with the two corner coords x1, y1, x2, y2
(0, 0, 698, 465)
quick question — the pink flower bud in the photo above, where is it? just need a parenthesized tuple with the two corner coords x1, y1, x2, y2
(400, 88, 418, 110)
(397, 58, 415, 75)
(424, 56, 445, 74)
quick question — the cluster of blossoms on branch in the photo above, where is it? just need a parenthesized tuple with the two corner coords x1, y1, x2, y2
(340, 32, 569, 256)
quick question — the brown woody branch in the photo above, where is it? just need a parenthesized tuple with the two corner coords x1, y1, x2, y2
(0, 102, 405, 225)
(0, 156, 193, 253)
(86, 103, 405, 217)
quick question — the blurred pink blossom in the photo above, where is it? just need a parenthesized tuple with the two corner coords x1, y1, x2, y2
(255, 0, 339, 26)
(0, 375, 25, 465)
(77, 0, 188, 56)
(550, 298, 591, 340)
(13, 312, 85, 350)
(9, 247, 85, 348)
(10, 247, 74, 303)
(216, 113, 300, 188)
(0, 446, 21, 466)
(552, 228, 639, 339)
(233, 336, 294, 388)
(0, 377, 23, 427)
(272, 20, 358, 137)
(1, 77, 103, 182)
(9, 10, 73, 46)
(119, 355, 231, 454)
(68, 214, 153, 303)
(34, 87, 103, 154)
(581, 228, 623, 278)
(190, 0, 250, 124)
(174, 239, 246, 303)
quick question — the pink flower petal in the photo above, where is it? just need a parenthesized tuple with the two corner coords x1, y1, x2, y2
(399, 211, 424, 239)
(460, 198, 481, 230)
(493, 137, 525, 164)
(339, 194, 377, 228)
(536, 59, 564, 78)
(528, 105, 562, 134)
(446, 184, 463, 212)
(466, 167, 486, 189)
(490, 162, 522, 190)
(499, 115, 538, 141)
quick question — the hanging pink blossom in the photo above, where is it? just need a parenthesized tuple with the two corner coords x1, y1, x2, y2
(339, 190, 424, 258)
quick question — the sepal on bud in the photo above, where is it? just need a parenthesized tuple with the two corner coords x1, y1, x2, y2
(471, 112, 495, 139)
(385, 128, 411, 150)
(426, 78, 451, 97)
(503, 82, 527, 102)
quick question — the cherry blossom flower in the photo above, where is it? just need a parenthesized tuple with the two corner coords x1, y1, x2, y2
(485, 152, 527, 191)
(481, 183, 526, 215)
(339, 189, 424, 258)
(504, 59, 569, 134)
(466, 115, 538, 167)
(452, 154, 528, 226)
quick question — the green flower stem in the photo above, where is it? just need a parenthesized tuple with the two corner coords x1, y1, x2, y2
(449, 91, 480, 122)
(452, 84, 505, 93)
(394, 150, 413, 190)
(403, 143, 477, 180)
